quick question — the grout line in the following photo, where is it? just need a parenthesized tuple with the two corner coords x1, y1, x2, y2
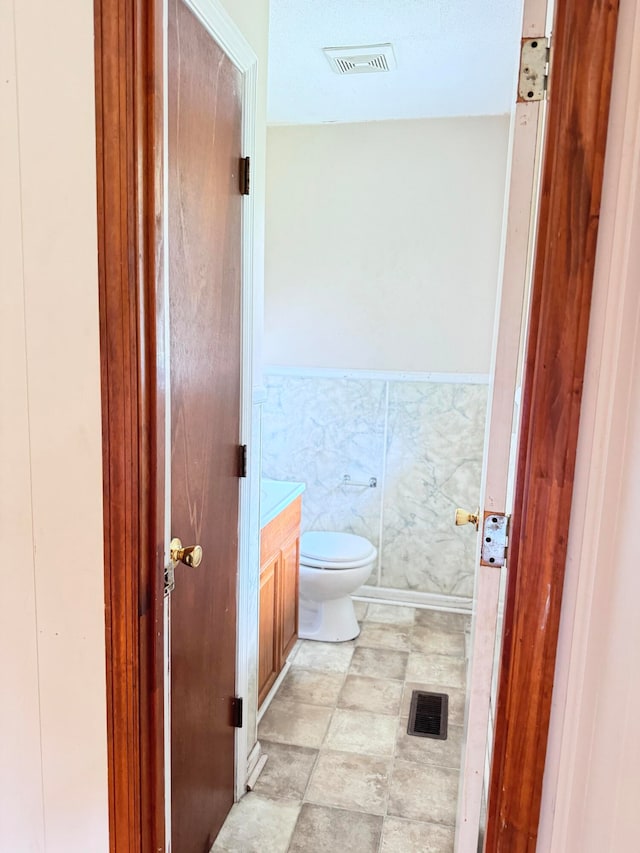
(376, 380, 391, 586)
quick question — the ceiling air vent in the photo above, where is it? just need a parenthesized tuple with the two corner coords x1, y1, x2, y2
(323, 44, 397, 75)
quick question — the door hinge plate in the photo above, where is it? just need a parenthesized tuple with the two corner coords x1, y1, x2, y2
(231, 696, 243, 728)
(480, 512, 509, 568)
(518, 37, 550, 102)
(239, 444, 248, 478)
(239, 156, 250, 195)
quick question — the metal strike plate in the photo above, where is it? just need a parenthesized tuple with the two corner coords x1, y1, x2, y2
(164, 562, 175, 596)
(518, 37, 550, 102)
(481, 512, 508, 567)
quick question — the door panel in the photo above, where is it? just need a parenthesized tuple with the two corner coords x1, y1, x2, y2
(279, 532, 299, 662)
(258, 556, 279, 707)
(168, 0, 243, 848)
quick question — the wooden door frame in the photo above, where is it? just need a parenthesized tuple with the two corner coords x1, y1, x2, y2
(94, 1, 166, 849)
(94, 1, 619, 852)
(485, 1, 619, 849)
(94, 0, 258, 850)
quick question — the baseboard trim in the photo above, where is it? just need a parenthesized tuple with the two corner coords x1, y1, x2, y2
(354, 584, 473, 613)
(246, 750, 268, 791)
(244, 740, 262, 794)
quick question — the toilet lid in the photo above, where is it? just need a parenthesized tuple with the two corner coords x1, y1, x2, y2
(300, 531, 376, 565)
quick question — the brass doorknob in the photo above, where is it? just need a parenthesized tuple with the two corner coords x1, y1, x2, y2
(455, 508, 480, 530)
(170, 537, 203, 568)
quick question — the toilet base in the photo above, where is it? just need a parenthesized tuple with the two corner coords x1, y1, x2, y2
(298, 595, 360, 643)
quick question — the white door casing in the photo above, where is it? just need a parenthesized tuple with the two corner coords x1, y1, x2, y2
(456, 0, 553, 848)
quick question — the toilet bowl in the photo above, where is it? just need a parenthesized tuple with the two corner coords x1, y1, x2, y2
(298, 531, 377, 642)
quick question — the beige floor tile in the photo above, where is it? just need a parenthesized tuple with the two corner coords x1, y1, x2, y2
(288, 804, 383, 853)
(401, 682, 466, 725)
(338, 674, 403, 716)
(324, 708, 397, 755)
(258, 698, 332, 749)
(293, 640, 355, 673)
(305, 749, 392, 815)
(357, 621, 412, 652)
(414, 609, 471, 632)
(211, 793, 300, 853)
(395, 720, 464, 769)
(388, 760, 459, 824)
(409, 624, 466, 657)
(276, 667, 345, 707)
(349, 646, 408, 681)
(252, 741, 318, 801)
(366, 603, 416, 625)
(380, 816, 455, 853)
(406, 652, 466, 688)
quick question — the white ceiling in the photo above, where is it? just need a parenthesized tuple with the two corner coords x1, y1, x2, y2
(267, 0, 525, 124)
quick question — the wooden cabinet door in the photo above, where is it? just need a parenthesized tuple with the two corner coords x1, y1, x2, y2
(279, 532, 300, 662)
(258, 555, 280, 706)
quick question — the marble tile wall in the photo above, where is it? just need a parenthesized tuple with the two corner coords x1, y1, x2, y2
(262, 376, 386, 549)
(262, 374, 488, 599)
(382, 382, 488, 597)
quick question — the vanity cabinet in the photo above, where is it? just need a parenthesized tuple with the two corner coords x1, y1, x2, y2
(258, 495, 301, 707)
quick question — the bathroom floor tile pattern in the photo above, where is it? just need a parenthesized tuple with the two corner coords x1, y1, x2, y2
(211, 603, 470, 853)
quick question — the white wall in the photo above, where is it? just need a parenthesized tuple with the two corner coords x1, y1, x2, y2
(0, 1, 108, 850)
(537, 0, 640, 849)
(0, 0, 270, 850)
(264, 117, 510, 373)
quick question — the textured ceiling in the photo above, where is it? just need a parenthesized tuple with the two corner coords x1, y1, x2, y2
(267, 0, 525, 124)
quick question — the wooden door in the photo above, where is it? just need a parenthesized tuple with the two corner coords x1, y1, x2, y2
(168, 1, 243, 849)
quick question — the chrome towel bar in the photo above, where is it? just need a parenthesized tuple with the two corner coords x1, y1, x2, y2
(341, 474, 377, 488)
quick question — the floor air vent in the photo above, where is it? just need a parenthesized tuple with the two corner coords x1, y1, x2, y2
(407, 691, 448, 740)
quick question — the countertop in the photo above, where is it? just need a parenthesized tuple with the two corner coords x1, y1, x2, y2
(260, 478, 305, 528)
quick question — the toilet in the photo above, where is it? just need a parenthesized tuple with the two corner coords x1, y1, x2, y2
(298, 531, 377, 642)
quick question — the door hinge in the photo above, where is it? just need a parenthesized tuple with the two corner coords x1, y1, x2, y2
(518, 37, 550, 102)
(239, 156, 250, 195)
(239, 444, 248, 478)
(480, 512, 509, 568)
(231, 696, 243, 728)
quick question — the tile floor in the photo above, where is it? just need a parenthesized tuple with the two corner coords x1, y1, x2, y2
(212, 602, 470, 853)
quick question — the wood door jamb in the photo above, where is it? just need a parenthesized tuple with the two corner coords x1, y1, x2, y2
(485, 0, 620, 849)
(94, 0, 166, 850)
